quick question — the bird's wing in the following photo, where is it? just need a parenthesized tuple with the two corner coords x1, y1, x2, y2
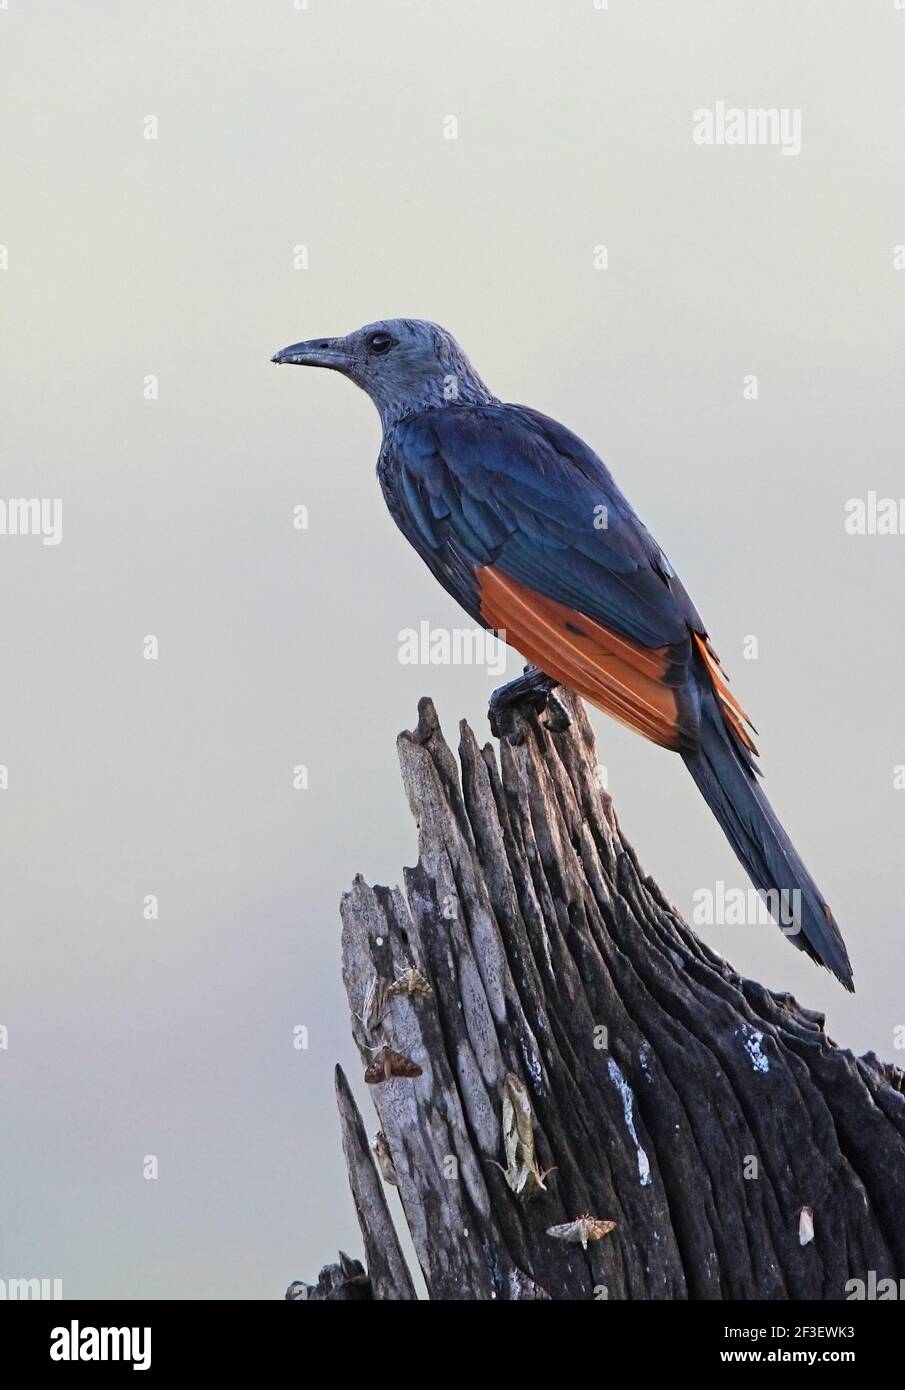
(389, 404, 755, 756)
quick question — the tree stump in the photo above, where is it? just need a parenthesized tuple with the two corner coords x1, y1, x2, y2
(291, 693, 905, 1301)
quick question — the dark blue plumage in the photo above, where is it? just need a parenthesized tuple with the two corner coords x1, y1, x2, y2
(384, 403, 703, 648)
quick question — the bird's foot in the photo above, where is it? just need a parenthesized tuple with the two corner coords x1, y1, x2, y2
(489, 666, 568, 738)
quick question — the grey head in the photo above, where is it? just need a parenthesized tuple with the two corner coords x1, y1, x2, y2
(271, 318, 497, 428)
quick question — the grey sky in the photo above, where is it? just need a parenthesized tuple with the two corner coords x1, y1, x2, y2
(1, 0, 903, 1298)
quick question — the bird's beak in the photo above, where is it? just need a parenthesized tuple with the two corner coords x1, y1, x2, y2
(271, 337, 352, 372)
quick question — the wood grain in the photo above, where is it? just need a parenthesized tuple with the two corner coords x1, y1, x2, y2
(290, 692, 905, 1301)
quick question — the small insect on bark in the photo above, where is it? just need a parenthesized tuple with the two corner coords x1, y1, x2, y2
(798, 1205, 815, 1246)
(386, 965, 433, 1001)
(491, 1072, 554, 1200)
(364, 1047, 423, 1085)
(372, 1131, 400, 1186)
(359, 965, 432, 1033)
(358, 975, 392, 1034)
(546, 1214, 617, 1251)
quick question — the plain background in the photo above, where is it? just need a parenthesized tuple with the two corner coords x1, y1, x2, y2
(1, 0, 903, 1298)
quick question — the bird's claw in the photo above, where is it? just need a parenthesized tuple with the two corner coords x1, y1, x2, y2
(488, 666, 567, 738)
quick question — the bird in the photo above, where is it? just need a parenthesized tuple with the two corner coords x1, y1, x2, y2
(272, 319, 853, 990)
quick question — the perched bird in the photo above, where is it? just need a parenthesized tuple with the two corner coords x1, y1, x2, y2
(272, 320, 853, 989)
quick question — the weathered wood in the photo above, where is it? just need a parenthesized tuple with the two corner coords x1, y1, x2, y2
(333, 1064, 418, 1300)
(286, 1252, 371, 1301)
(300, 692, 905, 1301)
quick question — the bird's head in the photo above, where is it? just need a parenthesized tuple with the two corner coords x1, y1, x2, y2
(271, 318, 495, 427)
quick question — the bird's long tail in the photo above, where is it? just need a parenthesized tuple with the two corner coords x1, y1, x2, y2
(682, 689, 853, 991)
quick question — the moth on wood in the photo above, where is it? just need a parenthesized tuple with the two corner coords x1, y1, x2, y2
(364, 1047, 422, 1085)
(359, 965, 432, 1033)
(371, 1131, 400, 1186)
(386, 965, 433, 1001)
(546, 1214, 617, 1251)
(798, 1205, 815, 1246)
(490, 1072, 554, 1200)
(358, 974, 392, 1034)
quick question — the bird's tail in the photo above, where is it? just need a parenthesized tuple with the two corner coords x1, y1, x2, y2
(682, 690, 853, 991)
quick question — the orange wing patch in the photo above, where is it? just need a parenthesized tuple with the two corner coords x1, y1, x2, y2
(478, 566, 696, 752)
(692, 633, 759, 756)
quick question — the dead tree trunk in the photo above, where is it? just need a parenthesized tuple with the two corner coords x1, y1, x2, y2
(294, 693, 905, 1301)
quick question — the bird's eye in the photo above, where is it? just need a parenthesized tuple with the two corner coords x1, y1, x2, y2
(367, 331, 396, 354)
